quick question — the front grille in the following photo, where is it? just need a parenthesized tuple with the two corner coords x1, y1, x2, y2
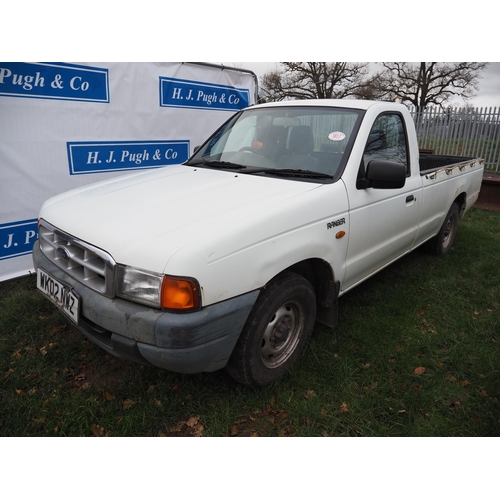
(38, 219, 116, 297)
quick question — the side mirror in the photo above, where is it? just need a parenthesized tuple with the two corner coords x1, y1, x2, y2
(365, 160, 406, 189)
(193, 146, 201, 153)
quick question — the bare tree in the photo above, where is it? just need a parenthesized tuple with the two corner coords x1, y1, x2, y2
(260, 62, 373, 101)
(379, 62, 489, 110)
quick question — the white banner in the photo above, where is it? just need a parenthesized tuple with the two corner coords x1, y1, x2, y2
(0, 62, 256, 281)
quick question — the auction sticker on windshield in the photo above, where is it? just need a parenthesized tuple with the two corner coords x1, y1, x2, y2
(328, 132, 346, 141)
(37, 269, 80, 324)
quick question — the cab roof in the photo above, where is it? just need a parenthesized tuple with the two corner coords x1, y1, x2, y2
(249, 99, 404, 112)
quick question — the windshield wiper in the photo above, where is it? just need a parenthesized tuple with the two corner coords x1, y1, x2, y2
(188, 159, 247, 169)
(187, 161, 334, 179)
(256, 168, 334, 179)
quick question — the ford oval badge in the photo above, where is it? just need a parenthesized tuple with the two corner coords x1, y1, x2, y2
(56, 246, 70, 261)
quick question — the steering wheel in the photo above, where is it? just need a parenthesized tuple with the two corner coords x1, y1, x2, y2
(238, 147, 258, 153)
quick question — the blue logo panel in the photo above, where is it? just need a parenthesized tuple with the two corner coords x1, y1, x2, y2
(0, 62, 109, 102)
(0, 219, 38, 260)
(67, 140, 190, 175)
(160, 77, 250, 111)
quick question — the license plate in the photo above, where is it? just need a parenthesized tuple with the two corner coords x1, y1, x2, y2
(37, 269, 80, 324)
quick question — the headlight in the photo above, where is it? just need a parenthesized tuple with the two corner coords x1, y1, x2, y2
(116, 266, 200, 311)
(116, 266, 163, 308)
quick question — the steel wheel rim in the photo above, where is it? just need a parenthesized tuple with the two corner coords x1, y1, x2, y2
(442, 214, 456, 249)
(260, 300, 305, 369)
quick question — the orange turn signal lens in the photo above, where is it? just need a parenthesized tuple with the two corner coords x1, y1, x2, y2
(161, 275, 199, 310)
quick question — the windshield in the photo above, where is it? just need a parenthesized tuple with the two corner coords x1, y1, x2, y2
(186, 105, 364, 181)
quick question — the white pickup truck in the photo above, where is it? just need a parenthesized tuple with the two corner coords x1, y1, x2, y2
(33, 99, 484, 387)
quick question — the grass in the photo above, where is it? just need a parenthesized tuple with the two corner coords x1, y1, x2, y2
(1, 208, 499, 437)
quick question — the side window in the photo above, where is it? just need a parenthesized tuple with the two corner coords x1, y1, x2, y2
(363, 114, 409, 173)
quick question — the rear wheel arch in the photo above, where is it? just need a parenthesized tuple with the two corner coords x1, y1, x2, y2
(425, 202, 460, 255)
(454, 192, 467, 218)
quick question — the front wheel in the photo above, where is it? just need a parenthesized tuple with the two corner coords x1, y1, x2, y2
(226, 272, 316, 388)
(426, 203, 460, 255)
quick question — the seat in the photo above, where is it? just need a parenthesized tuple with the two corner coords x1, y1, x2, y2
(278, 125, 319, 170)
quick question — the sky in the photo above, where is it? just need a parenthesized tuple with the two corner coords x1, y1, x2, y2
(6, 2, 497, 108)
(224, 62, 500, 109)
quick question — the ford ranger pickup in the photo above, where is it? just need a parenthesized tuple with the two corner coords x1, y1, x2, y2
(32, 99, 484, 387)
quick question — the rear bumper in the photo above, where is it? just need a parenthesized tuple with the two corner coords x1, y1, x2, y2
(32, 241, 259, 373)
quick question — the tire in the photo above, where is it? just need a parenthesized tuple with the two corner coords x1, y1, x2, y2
(426, 203, 460, 255)
(226, 272, 316, 388)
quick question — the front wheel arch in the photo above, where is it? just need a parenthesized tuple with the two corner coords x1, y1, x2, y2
(285, 259, 339, 328)
(225, 271, 317, 387)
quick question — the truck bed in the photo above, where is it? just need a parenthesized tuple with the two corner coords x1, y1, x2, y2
(419, 153, 476, 176)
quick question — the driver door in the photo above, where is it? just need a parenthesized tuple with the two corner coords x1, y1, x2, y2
(342, 112, 421, 292)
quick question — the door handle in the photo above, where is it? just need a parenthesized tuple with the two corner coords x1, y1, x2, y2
(406, 195, 415, 203)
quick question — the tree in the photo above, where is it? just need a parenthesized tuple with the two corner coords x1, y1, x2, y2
(379, 62, 489, 110)
(260, 62, 374, 101)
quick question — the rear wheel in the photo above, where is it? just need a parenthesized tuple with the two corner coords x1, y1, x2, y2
(426, 203, 460, 255)
(226, 272, 316, 388)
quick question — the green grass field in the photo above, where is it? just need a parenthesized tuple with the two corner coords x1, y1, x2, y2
(1, 208, 499, 437)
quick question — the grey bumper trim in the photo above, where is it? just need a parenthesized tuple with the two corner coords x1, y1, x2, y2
(33, 240, 259, 373)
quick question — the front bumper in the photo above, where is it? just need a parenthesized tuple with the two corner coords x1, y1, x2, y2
(32, 241, 259, 373)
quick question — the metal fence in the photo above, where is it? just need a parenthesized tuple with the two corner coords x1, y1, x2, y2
(409, 106, 500, 172)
